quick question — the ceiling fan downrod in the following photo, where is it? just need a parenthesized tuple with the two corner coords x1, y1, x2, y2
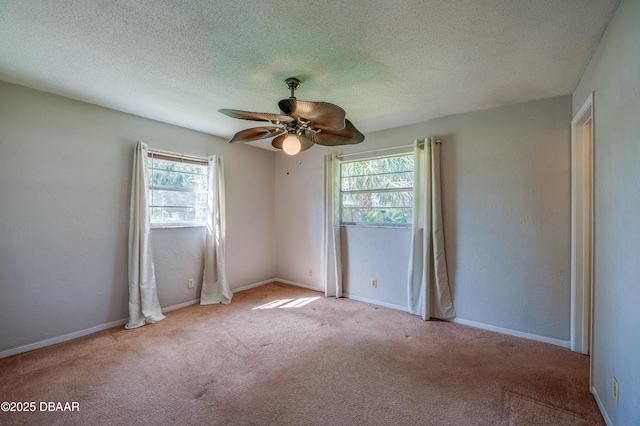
(285, 77, 300, 99)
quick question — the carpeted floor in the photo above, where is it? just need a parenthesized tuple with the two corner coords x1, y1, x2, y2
(0, 282, 604, 425)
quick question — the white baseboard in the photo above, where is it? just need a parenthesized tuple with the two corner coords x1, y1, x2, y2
(232, 277, 321, 293)
(287, 283, 569, 350)
(0, 278, 572, 359)
(339, 292, 569, 350)
(232, 278, 280, 293)
(244, 279, 409, 313)
(0, 317, 129, 359)
(448, 318, 571, 349)
(0, 278, 277, 359)
(343, 293, 410, 312)
(262, 279, 411, 313)
(162, 298, 199, 312)
(592, 386, 612, 426)
(272, 278, 323, 292)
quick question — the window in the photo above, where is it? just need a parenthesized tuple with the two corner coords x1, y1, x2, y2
(340, 153, 414, 226)
(147, 153, 208, 227)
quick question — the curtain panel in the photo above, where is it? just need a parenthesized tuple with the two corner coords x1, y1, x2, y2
(407, 138, 456, 320)
(126, 141, 165, 329)
(200, 155, 233, 305)
(322, 153, 343, 297)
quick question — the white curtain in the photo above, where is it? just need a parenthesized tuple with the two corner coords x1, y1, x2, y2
(200, 155, 233, 305)
(322, 153, 343, 297)
(126, 141, 165, 329)
(407, 138, 456, 320)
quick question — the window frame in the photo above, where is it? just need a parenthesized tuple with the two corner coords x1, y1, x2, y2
(339, 152, 415, 228)
(147, 151, 209, 229)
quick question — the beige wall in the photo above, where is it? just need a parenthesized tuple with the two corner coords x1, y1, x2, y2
(0, 81, 276, 355)
(572, 0, 640, 423)
(0, 84, 576, 356)
(275, 95, 572, 344)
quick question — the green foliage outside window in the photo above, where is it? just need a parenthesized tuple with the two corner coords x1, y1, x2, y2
(340, 154, 414, 225)
(147, 157, 208, 225)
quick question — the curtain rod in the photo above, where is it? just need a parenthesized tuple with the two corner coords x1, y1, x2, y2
(146, 147, 208, 163)
(337, 144, 413, 159)
(337, 138, 441, 159)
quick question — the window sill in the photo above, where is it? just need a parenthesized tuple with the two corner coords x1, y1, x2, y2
(340, 224, 412, 229)
(150, 223, 207, 230)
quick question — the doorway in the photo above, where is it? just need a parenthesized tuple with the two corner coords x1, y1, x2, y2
(570, 92, 594, 359)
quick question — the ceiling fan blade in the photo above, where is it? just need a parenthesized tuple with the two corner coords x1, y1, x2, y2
(272, 134, 314, 151)
(271, 134, 285, 149)
(229, 127, 285, 144)
(303, 119, 365, 146)
(278, 100, 346, 131)
(219, 109, 294, 125)
(297, 135, 315, 151)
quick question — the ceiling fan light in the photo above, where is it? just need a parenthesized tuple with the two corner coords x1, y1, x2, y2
(282, 133, 301, 155)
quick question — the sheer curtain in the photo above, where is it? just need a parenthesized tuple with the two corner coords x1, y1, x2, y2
(126, 141, 165, 329)
(407, 138, 456, 320)
(322, 153, 343, 297)
(200, 155, 233, 305)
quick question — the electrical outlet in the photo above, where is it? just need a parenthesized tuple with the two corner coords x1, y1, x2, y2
(188, 278, 194, 289)
(308, 268, 313, 277)
(371, 279, 377, 288)
(613, 377, 619, 403)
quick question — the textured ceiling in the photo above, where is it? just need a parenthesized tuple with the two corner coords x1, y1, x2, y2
(0, 0, 619, 151)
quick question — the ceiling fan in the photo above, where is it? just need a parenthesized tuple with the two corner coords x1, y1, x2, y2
(219, 77, 365, 155)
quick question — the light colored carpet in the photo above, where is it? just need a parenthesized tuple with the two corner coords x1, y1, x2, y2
(0, 282, 604, 425)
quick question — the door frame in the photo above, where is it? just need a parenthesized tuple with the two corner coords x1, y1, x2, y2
(570, 92, 594, 362)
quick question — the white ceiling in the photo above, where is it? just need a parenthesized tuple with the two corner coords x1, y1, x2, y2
(0, 0, 619, 151)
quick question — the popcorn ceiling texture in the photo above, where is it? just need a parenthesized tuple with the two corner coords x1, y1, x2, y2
(0, 0, 619, 149)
